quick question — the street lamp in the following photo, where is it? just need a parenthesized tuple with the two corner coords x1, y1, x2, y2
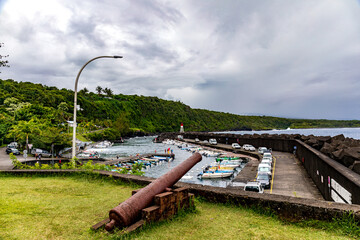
(72, 55, 123, 159)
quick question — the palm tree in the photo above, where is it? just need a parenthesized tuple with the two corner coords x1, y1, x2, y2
(82, 87, 89, 93)
(96, 86, 103, 95)
(103, 87, 113, 97)
(7, 119, 40, 151)
(57, 102, 68, 121)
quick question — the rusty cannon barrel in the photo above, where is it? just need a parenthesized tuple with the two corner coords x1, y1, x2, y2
(105, 152, 202, 231)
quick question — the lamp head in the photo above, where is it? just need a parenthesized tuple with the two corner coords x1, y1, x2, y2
(113, 56, 123, 58)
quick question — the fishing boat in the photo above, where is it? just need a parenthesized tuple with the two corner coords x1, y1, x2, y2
(152, 155, 170, 161)
(208, 166, 236, 171)
(198, 170, 234, 179)
(216, 156, 241, 162)
(77, 150, 99, 158)
(93, 140, 113, 148)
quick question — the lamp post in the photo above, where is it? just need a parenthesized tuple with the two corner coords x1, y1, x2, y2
(72, 55, 123, 159)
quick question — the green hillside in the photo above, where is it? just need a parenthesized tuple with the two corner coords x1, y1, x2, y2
(1, 79, 360, 150)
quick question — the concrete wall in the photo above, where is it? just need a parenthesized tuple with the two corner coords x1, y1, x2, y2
(296, 140, 360, 204)
(160, 132, 360, 204)
(2, 169, 360, 223)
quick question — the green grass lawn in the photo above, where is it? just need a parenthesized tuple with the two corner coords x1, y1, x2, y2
(0, 173, 358, 240)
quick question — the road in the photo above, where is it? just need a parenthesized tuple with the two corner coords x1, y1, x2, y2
(0, 147, 14, 170)
(0, 147, 38, 170)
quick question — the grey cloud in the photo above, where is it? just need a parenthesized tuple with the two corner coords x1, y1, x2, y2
(1, 0, 360, 120)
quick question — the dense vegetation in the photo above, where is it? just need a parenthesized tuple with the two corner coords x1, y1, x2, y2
(1, 78, 360, 151)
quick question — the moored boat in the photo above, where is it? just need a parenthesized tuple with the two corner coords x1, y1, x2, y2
(198, 170, 234, 179)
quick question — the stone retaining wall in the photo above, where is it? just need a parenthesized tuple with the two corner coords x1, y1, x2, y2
(1, 169, 360, 223)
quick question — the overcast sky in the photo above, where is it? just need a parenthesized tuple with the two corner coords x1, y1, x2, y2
(1, 0, 360, 120)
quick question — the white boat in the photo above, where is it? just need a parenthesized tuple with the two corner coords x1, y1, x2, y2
(200, 171, 234, 179)
(77, 151, 99, 158)
(93, 140, 113, 148)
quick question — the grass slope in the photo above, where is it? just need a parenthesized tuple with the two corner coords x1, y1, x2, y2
(0, 173, 358, 240)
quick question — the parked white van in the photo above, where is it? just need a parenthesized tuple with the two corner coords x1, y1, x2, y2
(209, 139, 217, 145)
(263, 152, 272, 159)
(258, 164, 272, 178)
(258, 147, 267, 154)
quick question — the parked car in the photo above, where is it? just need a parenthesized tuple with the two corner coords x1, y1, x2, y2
(260, 159, 272, 169)
(244, 181, 264, 193)
(258, 164, 272, 179)
(262, 156, 273, 164)
(242, 144, 256, 151)
(263, 152, 272, 159)
(195, 138, 200, 142)
(6, 147, 20, 155)
(257, 173, 271, 189)
(7, 142, 19, 148)
(258, 147, 267, 154)
(31, 148, 52, 158)
(203, 140, 209, 144)
(231, 143, 241, 149)
(209, 139, 217, 145)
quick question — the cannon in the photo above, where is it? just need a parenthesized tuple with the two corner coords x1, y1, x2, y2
(105, 152, 202, 231)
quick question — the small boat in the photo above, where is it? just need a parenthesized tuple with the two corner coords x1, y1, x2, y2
(208, 166, 235, 171)
(142, 157, 159, 162)
(216, 157, 240, 162)
(93, 140, 113, 148)
(152, 156, 171, 161)
(198, 170, 234, 179)
(77, 151, 99, 158)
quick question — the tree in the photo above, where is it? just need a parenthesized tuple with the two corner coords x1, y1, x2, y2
(79, 87, 89, 95)
(4, 97, 31, 121)
(7, 119, 40, 150)
(57, 102, 68, 121)
(0, 43, 10, 73)
(37, 125, 71, 154)
(96, 86, 103, 95)
(103, 87, 113, 97)
(113, 113, 130, 136)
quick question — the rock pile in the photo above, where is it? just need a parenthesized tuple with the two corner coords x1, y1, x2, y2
(300, 134, 360, 174)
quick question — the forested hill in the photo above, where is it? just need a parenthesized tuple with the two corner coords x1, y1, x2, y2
(1, 78, 360, 142)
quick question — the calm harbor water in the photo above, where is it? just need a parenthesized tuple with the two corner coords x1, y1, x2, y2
(97, 127, 360, 187)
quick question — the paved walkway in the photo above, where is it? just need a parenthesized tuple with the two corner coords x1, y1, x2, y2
(269, 151, 324, 200)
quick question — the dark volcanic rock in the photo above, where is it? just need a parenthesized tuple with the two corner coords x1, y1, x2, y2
(293, 134, 302, 139)
(301, 135, 310, 142)
(342, 148, 360, 167)
(305, 137, 318, 146)
(320, 142, 336, 155)
(350, 161, 360, 175)
(332, 149, 344, 161)
(317, 136, 332, 144)
(332, 134, 345, 142)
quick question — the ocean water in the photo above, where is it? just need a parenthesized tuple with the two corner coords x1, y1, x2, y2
(216, 127, 360, 139)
